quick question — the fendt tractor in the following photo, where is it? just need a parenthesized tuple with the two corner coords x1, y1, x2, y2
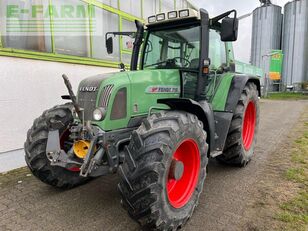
(25, 8, 260, 230)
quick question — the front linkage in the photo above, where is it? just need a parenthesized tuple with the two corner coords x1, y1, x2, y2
(46, 123, 134, 177)
(46, 75, 133, 178)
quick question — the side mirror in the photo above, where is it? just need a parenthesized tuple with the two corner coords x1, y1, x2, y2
(106, 37, 113, 54)
(220, 17, 239, 42)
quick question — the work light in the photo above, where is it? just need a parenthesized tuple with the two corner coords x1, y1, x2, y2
(179, 9, 189, 18)
(156, 13, 165, 21)
(168, 11, 177, 19)
(148, 15, 156, 23)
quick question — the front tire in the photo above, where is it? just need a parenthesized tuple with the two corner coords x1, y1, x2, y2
(24, 104, 90, 189)
(118, 111, 208, 230)
(216, 82, 260, 166)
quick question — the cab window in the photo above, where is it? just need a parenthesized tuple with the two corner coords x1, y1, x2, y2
(209, 29, 227, 70)
(143, 25, 200, 70)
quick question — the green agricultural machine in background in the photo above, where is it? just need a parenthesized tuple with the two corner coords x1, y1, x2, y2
(25, 8, 260, 230)
(269, 50, 283, 91)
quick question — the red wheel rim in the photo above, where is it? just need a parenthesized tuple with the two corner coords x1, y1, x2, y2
(167, 139, 200, 208)
(242, 101, 256, 150)
(60, 128, 80, 172)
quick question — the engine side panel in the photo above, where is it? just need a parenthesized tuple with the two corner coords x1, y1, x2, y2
(128, 69, 181, 117)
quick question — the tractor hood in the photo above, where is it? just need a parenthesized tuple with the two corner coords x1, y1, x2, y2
(77, 69, 181, 130)
(77, 71, 129, 121)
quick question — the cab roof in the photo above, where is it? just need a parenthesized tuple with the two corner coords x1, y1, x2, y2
(146, 8, 200, 27)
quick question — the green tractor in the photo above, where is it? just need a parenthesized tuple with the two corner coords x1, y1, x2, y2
(25, 8, 260, 230)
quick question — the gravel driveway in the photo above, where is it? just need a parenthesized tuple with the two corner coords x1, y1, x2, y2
(1, 99, 307, 231)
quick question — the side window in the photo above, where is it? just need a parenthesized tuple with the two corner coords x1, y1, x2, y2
(209, 30, 227, 70)
(144, 34, 162, 65)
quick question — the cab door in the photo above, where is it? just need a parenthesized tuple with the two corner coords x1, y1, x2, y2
(205, 29, 228, 101)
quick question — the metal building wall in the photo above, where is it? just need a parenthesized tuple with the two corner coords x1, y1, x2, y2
(250, 4, 283, 77)
(282, 0, 308, 89)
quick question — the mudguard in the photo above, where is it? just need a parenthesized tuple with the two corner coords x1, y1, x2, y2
(157, 98, 215, 154)
(225, 75, 261, 113)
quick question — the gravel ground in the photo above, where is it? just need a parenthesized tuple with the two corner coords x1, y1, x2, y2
(0, 99, 307, 231)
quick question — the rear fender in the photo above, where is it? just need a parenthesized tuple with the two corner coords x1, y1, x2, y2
(157, 98, 215, 155)
(225, 75, 261, 113)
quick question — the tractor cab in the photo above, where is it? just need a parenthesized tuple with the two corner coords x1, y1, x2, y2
(106, 8, 238, 101)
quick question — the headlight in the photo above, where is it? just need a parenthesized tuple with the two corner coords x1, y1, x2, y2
(93, 107, 106, 121)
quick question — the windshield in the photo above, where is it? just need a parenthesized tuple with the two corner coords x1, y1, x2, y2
(143, 25, 200, 70)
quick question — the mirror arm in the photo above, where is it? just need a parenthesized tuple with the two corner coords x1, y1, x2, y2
(211, 9, 237, 25)
(105, 32, 136, 41)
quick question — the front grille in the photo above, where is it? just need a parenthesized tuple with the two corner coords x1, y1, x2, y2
(99, 84, 114, 107)
(78, 92, 98, 121)
(77, 81, 114, 121)
(77, 76, 102, 121)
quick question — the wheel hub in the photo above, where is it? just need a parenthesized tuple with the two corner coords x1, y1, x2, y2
(169, 160, 184, 180)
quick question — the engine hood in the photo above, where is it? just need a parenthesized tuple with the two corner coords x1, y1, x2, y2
(78, 72, 116, 91)
(77, 72, 129, 121)
(76, 69, 181, 130)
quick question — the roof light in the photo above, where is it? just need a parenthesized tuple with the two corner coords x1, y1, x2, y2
(168, 11, 177, 19)
(156, 13, 165, 21)
(148, 15, 156, 23)
(179, 9, 189, 18)
(146, 8, 200, 26)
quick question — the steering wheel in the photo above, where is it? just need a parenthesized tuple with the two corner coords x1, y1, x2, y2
(173, 57, 191, 67)
(144, 57, 192, 68)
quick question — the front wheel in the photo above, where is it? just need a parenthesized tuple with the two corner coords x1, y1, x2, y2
(118, 111, 208, 230)
(24, 104, 90, 189)
(216, 82, 260, 166)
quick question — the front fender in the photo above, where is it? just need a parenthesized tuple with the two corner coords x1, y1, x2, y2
(157, 98, 215, 154)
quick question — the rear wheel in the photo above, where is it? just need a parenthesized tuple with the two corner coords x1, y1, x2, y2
(216, 82, 259, 166)
(24, 103, 90, 189)
(118, 111, 208, 230)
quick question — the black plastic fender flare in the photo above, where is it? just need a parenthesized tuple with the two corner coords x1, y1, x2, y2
(157, 98, 215, 154)
(225, 75, 261, 113)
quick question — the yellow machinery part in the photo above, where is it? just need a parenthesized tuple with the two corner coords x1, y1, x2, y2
(73, 140, 91, 159)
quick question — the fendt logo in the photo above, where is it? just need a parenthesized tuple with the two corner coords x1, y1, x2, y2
(79, 87, 98, 92)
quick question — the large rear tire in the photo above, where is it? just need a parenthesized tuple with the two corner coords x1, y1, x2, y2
(24, 103, 90, 189)
(118, 111, 208, 230)
(216, 82, 260, 166)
